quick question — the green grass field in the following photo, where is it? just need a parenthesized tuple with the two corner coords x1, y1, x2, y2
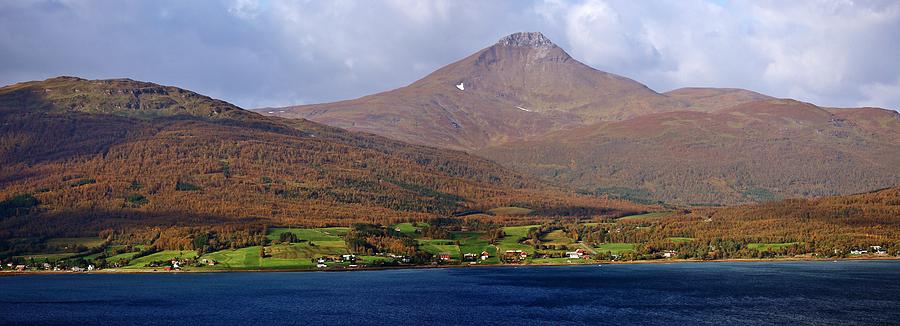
(267, 228, 344, 242)
(498, 225, 538, 254)
(542, 230, 574, 246)
(123, 250, 198, 269)
(418, 239, 460, 259)
(392, 222, 428, 236)
(201, 240, 351, 270)
(106, 251, 140, 263)
(450, 232, 499, 264)
(667, 237, 696, 243)
(594, 243, 636, 255)
(747, 242, 800, 250)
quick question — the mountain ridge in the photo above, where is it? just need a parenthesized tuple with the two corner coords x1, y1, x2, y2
(259, 32, 900, 204)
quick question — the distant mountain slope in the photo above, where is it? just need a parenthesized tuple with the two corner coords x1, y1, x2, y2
(479, 99, 900, 205)
(260, 32, 899, 205)
(0, 77, 645, 237)
(664, 87, 774, 112)
(264, 32, 685, 150)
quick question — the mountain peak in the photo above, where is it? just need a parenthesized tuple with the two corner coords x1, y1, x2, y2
(497, 32, 556, 48)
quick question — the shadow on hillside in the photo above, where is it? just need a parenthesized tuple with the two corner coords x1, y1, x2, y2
(0, 207, 265, 238)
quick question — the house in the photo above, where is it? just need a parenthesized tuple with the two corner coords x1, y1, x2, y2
(316, 263, 327, 268)
(87, 264, 95, 271)
(438, 253, 451, 261)
(503, 250, 528, 260)
(480, 251, 490, 261)
(342, 254, 356, 262)
(850, 249, 868, 255)
(15, 265, 26, 272)
(463, 253, 477, 261)
(662, 250, 677, 258)
(564, 249, 587, 259)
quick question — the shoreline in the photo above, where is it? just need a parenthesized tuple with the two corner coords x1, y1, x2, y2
(3, 256, 898, 277)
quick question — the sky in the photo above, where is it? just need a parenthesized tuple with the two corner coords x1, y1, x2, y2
(1, 0, 898, 111)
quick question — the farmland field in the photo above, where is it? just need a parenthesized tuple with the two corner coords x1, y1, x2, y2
(418, 239, 460, 259)
(747, 242, 800, 250)
(392, 222, 428, 235)
(123, 250, 198, 269)
(267, 228, 344, 242)
(595, 243, 636, 255)
(498, 225, 538, 253)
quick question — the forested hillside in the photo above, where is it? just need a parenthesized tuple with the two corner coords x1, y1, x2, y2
(480, 100, 900, 205)
(0, 77, 647, 240)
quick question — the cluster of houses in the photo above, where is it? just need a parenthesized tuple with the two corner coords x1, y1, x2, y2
(850, 246, 888, 255)
(504, 250, 528, 261)
(437, 251, 492, 263)
(1, 261, 95, 272)
(314, 253, 382, 268)
(565, 249, 587, 259)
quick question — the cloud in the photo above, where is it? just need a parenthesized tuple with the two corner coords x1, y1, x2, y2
(0, 0, 897, 111)
(549, 0, 900, 110)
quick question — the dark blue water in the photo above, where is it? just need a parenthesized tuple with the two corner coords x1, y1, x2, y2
(2, 261, 899, 325)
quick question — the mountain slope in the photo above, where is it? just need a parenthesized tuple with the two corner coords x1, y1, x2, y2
(262, 32, 900, 205)
(479, 99, 900, 205)
(664, 87, 774, 112)
(0, 77, 646, 238)
(265, 32, 685, 150)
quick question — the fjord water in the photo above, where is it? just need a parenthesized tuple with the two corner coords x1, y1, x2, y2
(2, 261, 899, 325)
